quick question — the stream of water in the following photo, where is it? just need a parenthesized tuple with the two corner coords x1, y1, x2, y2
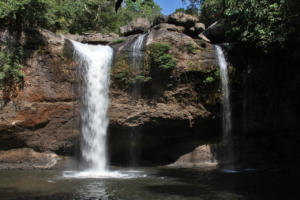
(63, 41, 126, 178)
(129, 34, 147, 166)
(216, 45, 234, 168)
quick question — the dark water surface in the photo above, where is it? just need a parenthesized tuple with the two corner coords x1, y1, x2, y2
(0, 167, 298, 200)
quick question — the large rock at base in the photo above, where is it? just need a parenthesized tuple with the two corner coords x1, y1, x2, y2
(120, 18, 151, 36)
(169, 12, 199, 28)
(169, 145, 217, 168)
(0, 148, 60, 169)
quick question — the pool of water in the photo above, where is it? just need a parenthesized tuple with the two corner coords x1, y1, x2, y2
(0, 166, 298, 200)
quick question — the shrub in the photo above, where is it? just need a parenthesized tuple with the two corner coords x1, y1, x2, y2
(186, 42, 197, 54)
(148, 43, 176, 72)
(0, 49, 24, 89)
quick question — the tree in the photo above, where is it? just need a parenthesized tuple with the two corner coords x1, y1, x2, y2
(184, 0, 299, 51)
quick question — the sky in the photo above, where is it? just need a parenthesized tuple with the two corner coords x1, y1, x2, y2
(154, 0, 187, 15)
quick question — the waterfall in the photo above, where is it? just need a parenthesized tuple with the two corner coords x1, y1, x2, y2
(72, 40, 112, 172)
(129, 33, 147, 166)
(63, 40, 118, 178)
(216, 45, 234, 168)
(132, 33, 147, 71)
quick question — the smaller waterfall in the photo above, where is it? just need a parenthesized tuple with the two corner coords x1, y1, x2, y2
(132, 33, 147, 69)
(129, 33, 147, 166)
(216, 45, 232, 138)
(216, 45, 234, 168)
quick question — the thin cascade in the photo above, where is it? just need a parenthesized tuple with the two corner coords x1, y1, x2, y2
(132, 33, 147, 69)
(216, 45, 234, 168)
(129, 33, 147, 166)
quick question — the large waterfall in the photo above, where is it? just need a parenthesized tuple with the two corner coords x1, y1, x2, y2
(216, 45, 234, 169)
(64, 40, 117, 178)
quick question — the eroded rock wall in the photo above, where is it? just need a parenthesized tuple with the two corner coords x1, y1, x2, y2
(0, 16, 222, 168)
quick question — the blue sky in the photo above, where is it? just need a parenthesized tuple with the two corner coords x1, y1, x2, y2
(154, 0, 187, 15)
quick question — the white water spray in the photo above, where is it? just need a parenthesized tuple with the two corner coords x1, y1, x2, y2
(216, 45, 234, 167)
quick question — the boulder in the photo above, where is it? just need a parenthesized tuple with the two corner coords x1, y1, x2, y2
(169, 145, 218, 168)
(0, 148, 61, 169)
(83, 32, 119, 44)
(153, 15, 169, 26)
(120, 18, 151, 36)
(187, 22, 206, 38)
(194, 22, 205, 33)
(168, 12, 199, 28)
(153, 23, 185, 33)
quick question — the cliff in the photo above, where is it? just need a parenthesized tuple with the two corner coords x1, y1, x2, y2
(0, 15, 222, 168)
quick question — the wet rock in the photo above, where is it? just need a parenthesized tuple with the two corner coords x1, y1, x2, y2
(0, 148, 61, 169)
(120, 18, 151, 36)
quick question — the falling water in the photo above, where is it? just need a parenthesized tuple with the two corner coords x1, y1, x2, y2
(216, 45, 234, 168)
(129, 34, 147, 166)
(63, 40, 125, 178)
(132, 33, 147, 69)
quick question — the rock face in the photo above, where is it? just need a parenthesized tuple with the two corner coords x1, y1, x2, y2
(62, 32, 119, 44)
(0, 28, 79, 157)
(83, 32, 119, 44)
(0, 17, 221, 168)
(120, 18, 151, 36)
(0, 148, 60, 169)
(109, 23, 222, 165)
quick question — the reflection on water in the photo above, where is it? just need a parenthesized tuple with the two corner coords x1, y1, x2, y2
(0, 167, 299, 200)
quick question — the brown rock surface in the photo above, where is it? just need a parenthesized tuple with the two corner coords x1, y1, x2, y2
(0, 28, 79, 154)
(83, 32, 119, 44)
(169, 12, 199, 28)
(169, 145, 218, 168)
(0, 148, 60, 169)
(0, 25, 221, 167)
(110, 24, 221, 129)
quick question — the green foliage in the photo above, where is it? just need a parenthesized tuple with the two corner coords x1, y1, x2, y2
(0, 48, 24, 91)
(186, 42, 197, 54)
(0, 0, 161, 34)
(202, 67, 220, 86)
(185, 0, 300, 51)
(148, 43, 176, 71)
(112, 56, 151, 89)
(111, 38, 126, 45)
